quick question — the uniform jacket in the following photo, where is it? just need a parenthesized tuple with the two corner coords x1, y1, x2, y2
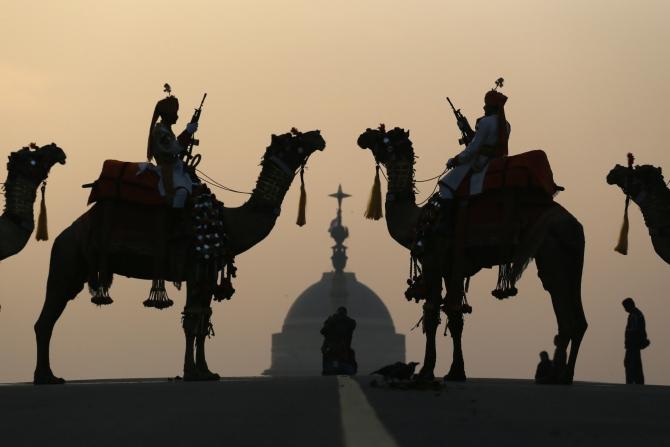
(439, 114, 511, 197)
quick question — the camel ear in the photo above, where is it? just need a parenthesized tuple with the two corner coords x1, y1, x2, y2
(405, 130, 410, 137)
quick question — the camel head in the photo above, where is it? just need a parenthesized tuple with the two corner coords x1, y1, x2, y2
(7, 143, 66, 184)
(357, 125, 414, 167)
(607, 163, 667, 198)
(264, 128, 326, 172)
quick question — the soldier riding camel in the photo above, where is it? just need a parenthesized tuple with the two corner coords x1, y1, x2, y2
(146, 84, 199, 208)
(439, 85, 510, 204)
(358, 79, 585, 384)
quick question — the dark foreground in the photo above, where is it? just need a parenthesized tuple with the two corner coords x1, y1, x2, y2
(0, 377, 667, 447)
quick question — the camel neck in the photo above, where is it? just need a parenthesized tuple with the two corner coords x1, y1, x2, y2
(249, 157, 295, 211)
(2, 171, 38, 228)
(634, 187, 670, 232)
(384, 155, 416, 202)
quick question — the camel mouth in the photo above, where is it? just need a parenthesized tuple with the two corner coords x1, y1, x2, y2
(606, 165, 626, 186)
(606, 169, 621, 185)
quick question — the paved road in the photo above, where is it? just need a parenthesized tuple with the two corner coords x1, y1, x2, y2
(0, 377, 668, 446)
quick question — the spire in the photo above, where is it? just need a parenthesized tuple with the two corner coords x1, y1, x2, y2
(328, 184, 351, 273)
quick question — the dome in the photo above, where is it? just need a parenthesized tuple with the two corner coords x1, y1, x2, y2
(263, 184, 405, 376)
(282, 272, 397, 330)
(264, 270, 405, 376)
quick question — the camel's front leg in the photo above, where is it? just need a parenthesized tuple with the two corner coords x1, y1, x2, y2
(34, 294, 69, 385)
(34, 233, 85, 385)
(417, 258, 444, 381)
(418, 301, 440, 380)
(182, 306, 219, 381)
(195, 332, 220, 380)
(444, 307, 466, 381)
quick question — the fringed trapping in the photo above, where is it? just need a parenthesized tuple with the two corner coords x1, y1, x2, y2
(143, 279, 174, 309)
(35, 182, 49, 241)
(364, 164, 383, 220)
(296, 165, 307, 226)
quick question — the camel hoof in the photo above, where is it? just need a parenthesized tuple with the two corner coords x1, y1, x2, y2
(444, 371, 467, 382)
(183, 370, 220, 382)
(414, 370, 435, 383)
(200, 371, 221, 381)
(33, 371, 66, 385)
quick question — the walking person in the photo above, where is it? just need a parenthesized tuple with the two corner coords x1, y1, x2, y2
(622, 297, 650, 384)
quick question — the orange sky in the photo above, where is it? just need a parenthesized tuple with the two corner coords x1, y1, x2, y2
(1, 0, 669, 384)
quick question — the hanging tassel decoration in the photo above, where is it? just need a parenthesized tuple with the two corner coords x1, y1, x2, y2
(143, 279, 174, 309)
(296, 165, 307, 227)
(35, 182, 49, 241)
(614, 196, 630, 255)
(615, 153, 635, 255)
(364, 164, 383, 220)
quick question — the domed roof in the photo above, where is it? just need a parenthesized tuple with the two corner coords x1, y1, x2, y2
(282, 272, 397, 331)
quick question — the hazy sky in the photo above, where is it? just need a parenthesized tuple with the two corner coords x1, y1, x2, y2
(1, 0, 669, 384)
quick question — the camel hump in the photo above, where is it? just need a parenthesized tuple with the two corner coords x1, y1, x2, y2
(87, 160, 164, 205)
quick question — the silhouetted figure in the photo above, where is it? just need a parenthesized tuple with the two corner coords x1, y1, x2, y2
(622, 298, 649, 384)
(321, 307, 357, 375)
(535, 351, 555, 384)
(439, 87, 510, 200)
(372, 361, 420, 382)
(146, 84, 198, 208)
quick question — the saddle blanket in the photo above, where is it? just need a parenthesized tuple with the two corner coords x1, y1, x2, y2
(87, 160, 164, 205)
(456, 150, 560, 198)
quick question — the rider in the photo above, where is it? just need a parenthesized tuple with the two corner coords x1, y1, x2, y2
(147, 88, 198, 208)
(438, 89, 511, 200)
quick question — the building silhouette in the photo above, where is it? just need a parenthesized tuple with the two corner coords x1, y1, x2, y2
(264, 185, 405, 375)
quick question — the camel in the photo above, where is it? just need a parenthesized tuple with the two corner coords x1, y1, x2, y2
(34, 129, 325, 384)
(1, 143, 66, 261)
(607, 162, 670, 264)
(357, 126, 586, 383)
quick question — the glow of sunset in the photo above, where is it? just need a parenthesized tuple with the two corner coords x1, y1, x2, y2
(1, 0, 669, 384)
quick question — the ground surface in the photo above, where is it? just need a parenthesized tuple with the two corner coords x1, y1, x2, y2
(0, 377, 667, 446)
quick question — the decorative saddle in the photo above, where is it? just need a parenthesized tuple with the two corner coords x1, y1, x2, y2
(409, 150, 562, 303)
(87, 160, 165, 206)
(455, 150, 562, 199)
(84, 160, 236, 309)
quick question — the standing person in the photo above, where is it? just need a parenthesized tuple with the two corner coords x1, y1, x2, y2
(320, 307, 357, 375)
(438, 88, 511, 201)
(534, 351, 555, 384)
(147, 84, 198, 208)
(622, 297, 650, 384)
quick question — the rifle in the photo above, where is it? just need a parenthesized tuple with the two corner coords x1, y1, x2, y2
(183, 93, 207, 165)
(446, 97, 475, 146)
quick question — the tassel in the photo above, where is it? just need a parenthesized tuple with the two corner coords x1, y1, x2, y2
(35, 182, 49, 241)
(296, 165, 307, 227)
(364, 164, 383, 220)
(614, 196, 630, 255)
(615, 153, 634, 255)
(90, 286, 113, 306)
(143, 279, 174, 309)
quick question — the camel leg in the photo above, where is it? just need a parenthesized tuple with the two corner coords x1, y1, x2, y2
(442, 274, 466, 381)
(182, 282, 199, 380)
(182, 283, 219, 381)
(535, 217, 586, 384)
(418, 301, 439, 380)
(183, 333, 196, 379)
(444, 308, 466, 381)
(195, 295, 219, 380)
(34, 227, 86, 384)
(416, 247, 444, 381)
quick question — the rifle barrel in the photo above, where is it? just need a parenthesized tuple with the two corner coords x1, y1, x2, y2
(446, 97, 457, 112)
